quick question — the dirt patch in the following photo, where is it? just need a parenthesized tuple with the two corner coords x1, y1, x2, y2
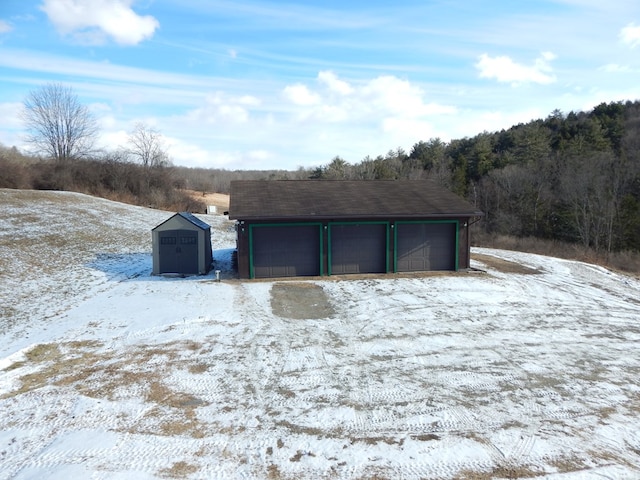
(182, 190, 229, 210)
(473, 253, 542, 275)
(270, 282, 335, 319)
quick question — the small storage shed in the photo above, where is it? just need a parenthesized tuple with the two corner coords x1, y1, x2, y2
(152, 212, 212, 275)
(228, 180, 483, 279)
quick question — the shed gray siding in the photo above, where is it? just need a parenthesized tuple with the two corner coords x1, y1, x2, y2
(152, 213, 212, 275)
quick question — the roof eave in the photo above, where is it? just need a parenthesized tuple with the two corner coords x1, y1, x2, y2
(229, 212, 483, 221)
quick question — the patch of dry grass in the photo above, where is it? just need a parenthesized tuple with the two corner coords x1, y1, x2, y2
(266, 463, 282, 479)
(474, 233, 640, 275)
(289, 450, 316, 462)
(347, 436, 404, 447)
(458, 465, 545, 480)
(473, 253, 542, 275)
(2, 339, 214, 438)
(545, 454, 593, 474)
(157, 460, 199, 478)
(275, 419, 326, 437)
(187, 362, 209, 374)
(182, 190, 229, 210)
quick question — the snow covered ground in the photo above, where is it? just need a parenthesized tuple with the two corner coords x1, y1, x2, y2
(1, 189, 640, 479)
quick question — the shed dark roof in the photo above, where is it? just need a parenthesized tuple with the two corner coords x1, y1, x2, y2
(228, 180, 482, 220)
(152, 212, 211, 231)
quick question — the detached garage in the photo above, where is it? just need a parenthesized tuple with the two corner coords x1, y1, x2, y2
(228, 180, 482, 279)
(152, 212, 212, 275)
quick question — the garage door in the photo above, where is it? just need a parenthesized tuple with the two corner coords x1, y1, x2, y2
(330, 223, 388, 275)
(251, 224, 321, 278)
(396, 222, 457, 272)
(158, 229, 199, 274)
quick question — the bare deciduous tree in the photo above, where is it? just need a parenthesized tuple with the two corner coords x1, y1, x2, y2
(126, 122, 169, 169)
(22, 83, 98, 162)
(559, 152, 619, 251)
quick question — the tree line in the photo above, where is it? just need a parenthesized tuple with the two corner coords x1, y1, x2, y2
(3, 82, 640, 262)
(309, 102, 640, 257)
(2, 82, 310, 211)
(0, 83, 201, 211)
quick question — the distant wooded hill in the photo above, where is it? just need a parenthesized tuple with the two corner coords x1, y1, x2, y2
(306, 100, 640, 256)
(2, 100, 640, 259)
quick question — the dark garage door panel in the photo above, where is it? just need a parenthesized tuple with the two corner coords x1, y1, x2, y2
(330, 223, 387, 275)
(252, 225, 321, 278)
(396, 223, 456, 271)
(159, 229, 199, 274)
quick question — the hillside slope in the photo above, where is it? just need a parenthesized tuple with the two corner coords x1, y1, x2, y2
(0, 189, 235, 340)
(1, 189, 640, 479)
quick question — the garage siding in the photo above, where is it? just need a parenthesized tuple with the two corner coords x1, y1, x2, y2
(250, 224, 322, 278)
(238, 218, 465, 279)
(395, 221, 458, 272)
(329, 223, 388, 275)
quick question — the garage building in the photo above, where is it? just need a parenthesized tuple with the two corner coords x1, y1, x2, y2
(152, 212, 212, 275)
(228, 180, 482, 279)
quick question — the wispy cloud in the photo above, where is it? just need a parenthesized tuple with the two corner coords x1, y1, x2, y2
(3, 0, 640, 170)
(619, 22, 640, 48)
(183, 92, 261, 125)
(0, 48, 248, 93)
(40, 0, 159, 45)
(0, 19, 13, 34)
(475, 52, 557, 86)
(175, 0, 384, 31)
(600, 63, 633, 73)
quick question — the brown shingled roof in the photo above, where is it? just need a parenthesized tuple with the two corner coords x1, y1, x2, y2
(228, 180, 482, 220)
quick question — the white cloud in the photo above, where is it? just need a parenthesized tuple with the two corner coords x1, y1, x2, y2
(98, 129, 129, 149)
(361, 75, 456, 117)
(0, 102, 30, 150)
(0, 20, 13, 34)
(238, 95, 261, 107)
(185, 92, 252, 125)
(475, 52, 557, 85)
(283, 72, 456, 127)
(283, 84, 322, 106)
(277, 72, 457, 161)
(0, 102, 23, 130)
(619, 22, 640, 48)
(600, 63, 632, 73)
(162, 136, 221, 167)
(381, 117, 437, 145)
(247, 150, 273, 162)
(318, 71, 353, 95)
(40, 0, 159, 46)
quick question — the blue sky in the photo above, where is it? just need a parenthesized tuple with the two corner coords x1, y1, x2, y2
(1, 0, 640, 170)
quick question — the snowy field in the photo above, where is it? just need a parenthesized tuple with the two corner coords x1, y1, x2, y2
(1, 189, 640, 479)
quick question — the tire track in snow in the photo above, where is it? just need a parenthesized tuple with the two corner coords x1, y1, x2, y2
(337, 457, 497, 480)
